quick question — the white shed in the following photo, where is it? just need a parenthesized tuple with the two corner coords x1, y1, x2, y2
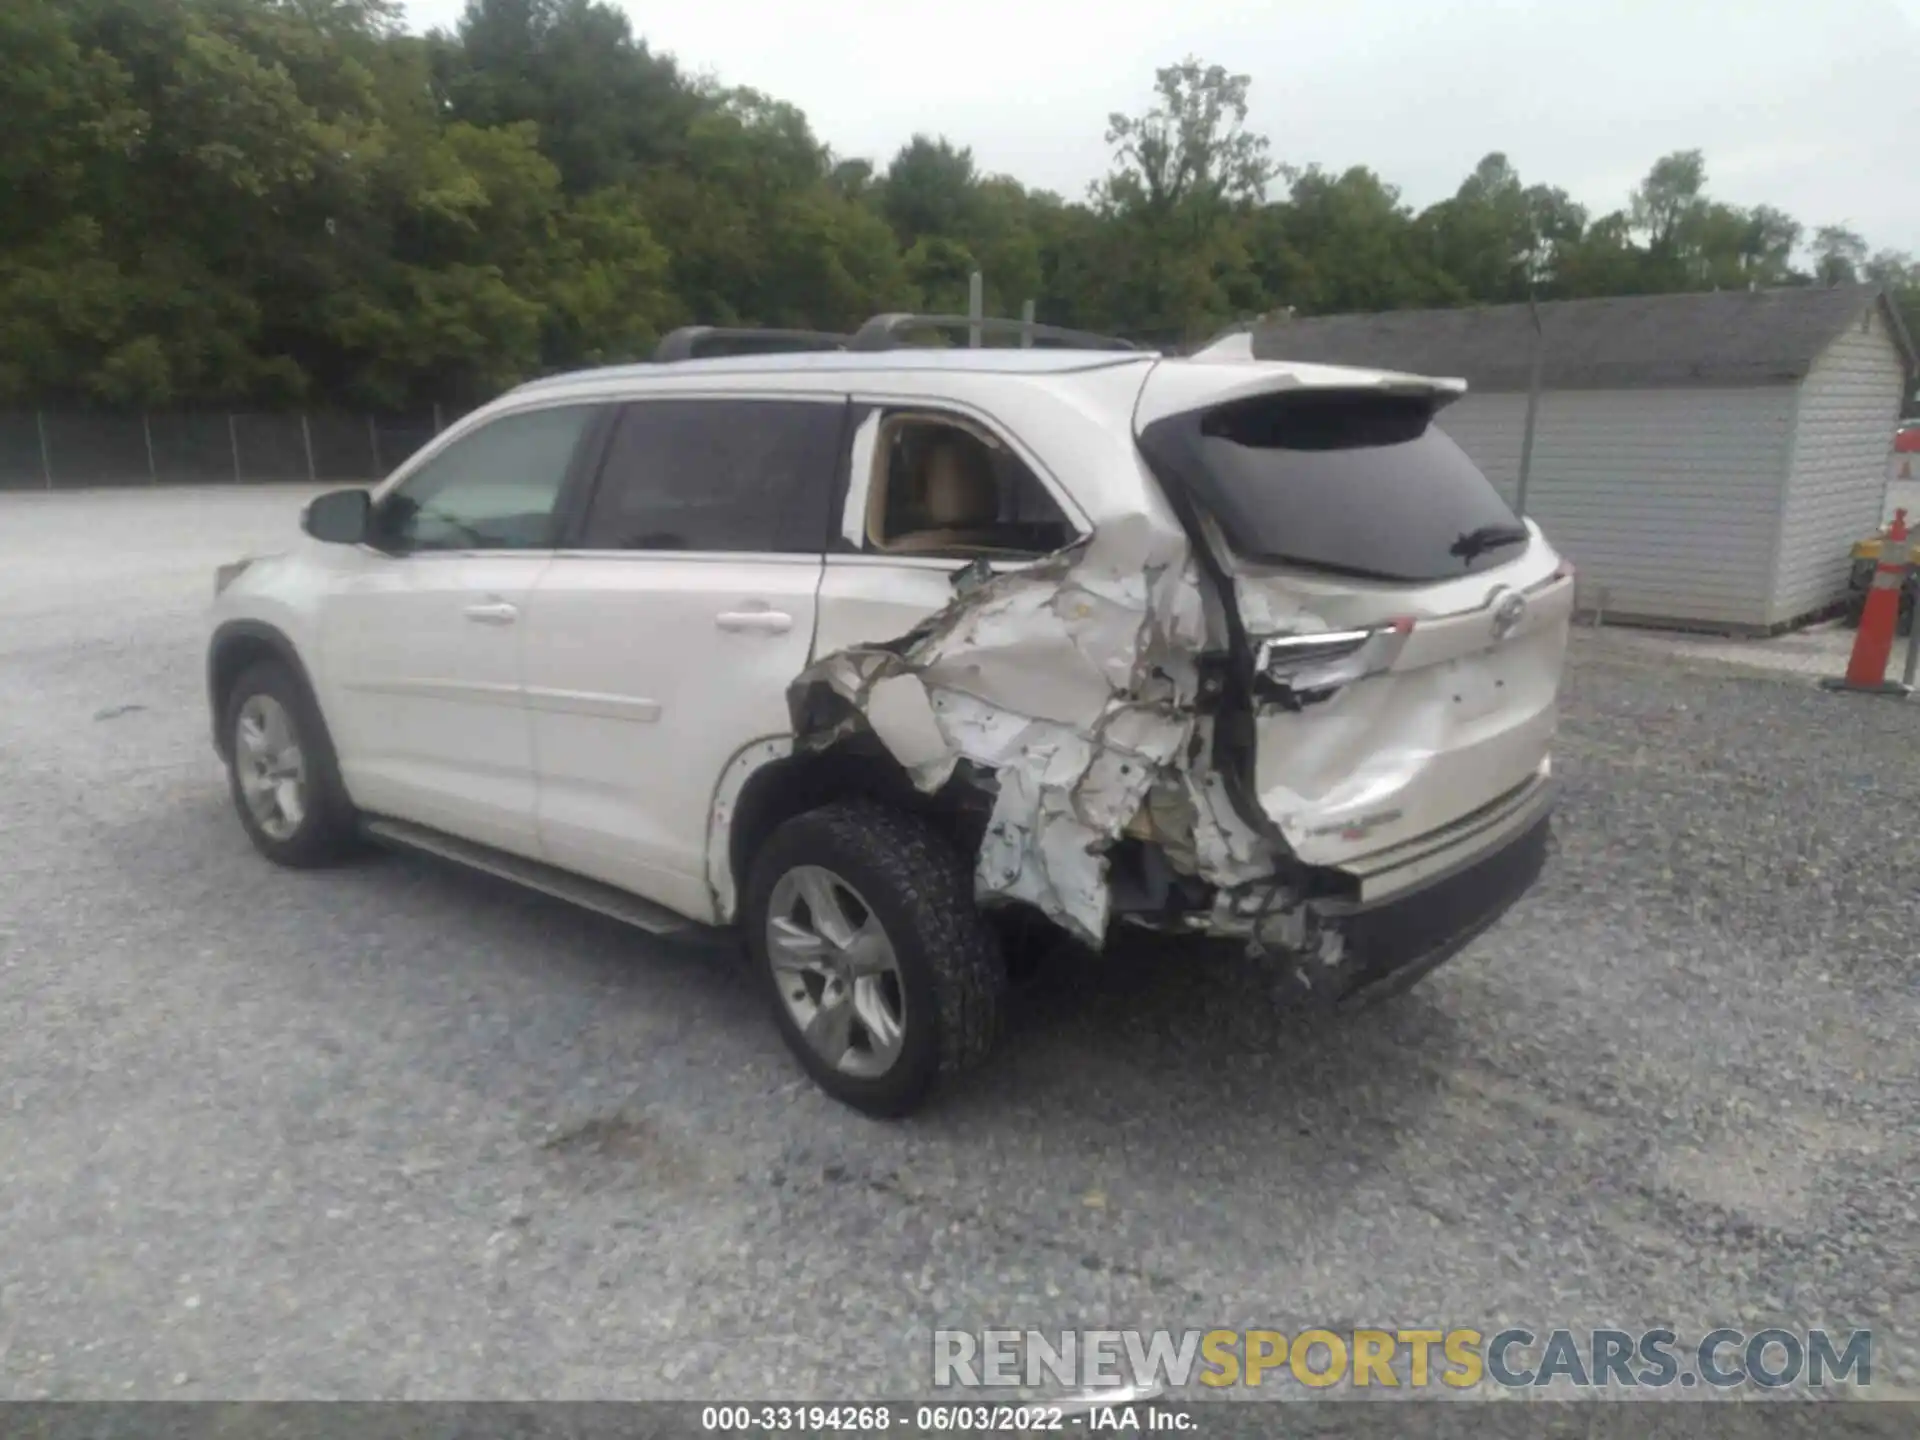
(1253, 286, 1916, 633)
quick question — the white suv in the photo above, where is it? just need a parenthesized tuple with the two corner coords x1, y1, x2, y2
(206, 314, 1573, 1116)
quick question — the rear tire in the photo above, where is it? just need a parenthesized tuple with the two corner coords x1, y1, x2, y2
(223, 660, 359, 868)
(744, 800, 1006, 1118)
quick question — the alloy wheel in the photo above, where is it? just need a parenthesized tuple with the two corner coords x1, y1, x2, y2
(765, 865, 907, 1078)
(234, 693, 308, 841)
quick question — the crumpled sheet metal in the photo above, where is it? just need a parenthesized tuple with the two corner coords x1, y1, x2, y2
(788, 519, 1297, 949)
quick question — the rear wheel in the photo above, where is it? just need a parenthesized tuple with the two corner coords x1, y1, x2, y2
(744, 800, 1006, 1118)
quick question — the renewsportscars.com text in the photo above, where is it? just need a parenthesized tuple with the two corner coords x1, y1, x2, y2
(932, 1327, 1873, 1392)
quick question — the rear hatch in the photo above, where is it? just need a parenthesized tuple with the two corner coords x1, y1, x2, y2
(1135, 360, 1574, 869)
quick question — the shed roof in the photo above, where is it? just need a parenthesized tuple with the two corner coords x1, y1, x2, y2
(1250, 285, 1916, 393)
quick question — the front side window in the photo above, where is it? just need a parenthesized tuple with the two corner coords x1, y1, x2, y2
(373, 405, 595, 553)
(578, 398, 845, 554)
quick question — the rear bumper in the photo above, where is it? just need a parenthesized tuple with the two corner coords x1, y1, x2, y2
(1322, 766, 1556, 908)
(1299, 775, 1555, 1006)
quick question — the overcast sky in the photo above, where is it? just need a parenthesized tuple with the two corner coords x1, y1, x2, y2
(404, 0, 1920, 256)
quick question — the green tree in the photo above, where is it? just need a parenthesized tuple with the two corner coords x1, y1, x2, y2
(1864, 249, 1918, 290)
(879, 136, 982, 247)
(1737, 205, 1802, 286)
(1553, 211, 1648, 297)
(1278, 166, 1460, 314)
(5, 18, 1914, 409)
(1415, 153, 1553, 303)
(1632, 149, 1708, 256)
(1094, 58, 1278, 337)
(1813, 225, 1869, 286)
(1097, 58, 1275, 218)
(435, 0, 698, 193)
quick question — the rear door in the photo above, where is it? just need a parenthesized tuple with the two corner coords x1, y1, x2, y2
(813, 402, 1091, 659)
(1136, 366, 1574, 868)
(520, 395, 846, 921)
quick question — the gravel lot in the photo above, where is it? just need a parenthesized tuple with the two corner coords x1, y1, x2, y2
(1, 486, 1916, 1403)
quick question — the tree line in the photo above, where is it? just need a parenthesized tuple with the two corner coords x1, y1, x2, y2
(5, 0, 1915, 412)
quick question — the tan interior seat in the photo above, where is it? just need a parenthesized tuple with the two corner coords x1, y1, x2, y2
(885, 431, 1006, 553)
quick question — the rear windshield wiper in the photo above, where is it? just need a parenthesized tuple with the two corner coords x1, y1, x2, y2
(1449, 522, 1530, 563)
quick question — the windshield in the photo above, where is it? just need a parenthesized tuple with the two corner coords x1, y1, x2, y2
(1187, 391, 1527, 582)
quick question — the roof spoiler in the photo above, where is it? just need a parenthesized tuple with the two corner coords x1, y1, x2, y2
(1187, 327, 1258, 362)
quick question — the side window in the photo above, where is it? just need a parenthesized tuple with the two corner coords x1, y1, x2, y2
(373, 405, 595, 553)
(866, 415, 1077, 558)
(578, 398, 844, 554)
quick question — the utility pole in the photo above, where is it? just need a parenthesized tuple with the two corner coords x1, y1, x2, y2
(967, 271, 984, 348)
(1515, 291, 1545, 518)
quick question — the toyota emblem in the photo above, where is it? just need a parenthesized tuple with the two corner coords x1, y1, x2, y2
(1490, 590, 1527, 641)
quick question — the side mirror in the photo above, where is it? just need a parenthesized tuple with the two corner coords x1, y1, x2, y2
(301, 488, 372, 546)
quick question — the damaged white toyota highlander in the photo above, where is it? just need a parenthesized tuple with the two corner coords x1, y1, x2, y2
(206, 314, 1573, 1116)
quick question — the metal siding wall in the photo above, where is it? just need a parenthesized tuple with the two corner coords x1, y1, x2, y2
(1438, 387, 1792, 629)
(1771, 310, 1907, 622)
(1436, 393, 1529, 507)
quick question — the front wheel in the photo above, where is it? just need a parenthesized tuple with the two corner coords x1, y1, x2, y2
(223, 660, 359, 867)
(744, 800, 1006, 1118)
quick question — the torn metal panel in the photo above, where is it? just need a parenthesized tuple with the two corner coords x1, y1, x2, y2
(788, 517, 1291, 948)
(862, 674, 957, 791)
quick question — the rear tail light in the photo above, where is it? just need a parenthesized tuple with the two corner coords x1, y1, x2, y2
(1255, 620, 1415, 710)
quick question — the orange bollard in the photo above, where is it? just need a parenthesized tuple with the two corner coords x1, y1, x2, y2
(1825, 508, 1911, 696)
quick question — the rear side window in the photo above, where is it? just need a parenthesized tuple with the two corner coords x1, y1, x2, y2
(1174, 392, 1526, 582)
(579, 398, 844, 553)
(867, 415, 1079, 557)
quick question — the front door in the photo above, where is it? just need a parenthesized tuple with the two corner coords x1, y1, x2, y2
(317, 402, 601, 856)
(522, 395, 847, 920)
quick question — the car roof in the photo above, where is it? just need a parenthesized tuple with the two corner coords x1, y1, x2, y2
(511, 347, 1157, 396)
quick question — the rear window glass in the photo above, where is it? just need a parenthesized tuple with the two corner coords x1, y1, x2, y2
(1191, 393, 1526, 582)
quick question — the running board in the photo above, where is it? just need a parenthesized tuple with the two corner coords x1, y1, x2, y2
(362, 817, 701, 938)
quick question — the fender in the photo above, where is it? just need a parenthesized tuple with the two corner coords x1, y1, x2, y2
(704, 735, 795, 923)
(705, 731, 978, 926)
(206, 619, 319, 760)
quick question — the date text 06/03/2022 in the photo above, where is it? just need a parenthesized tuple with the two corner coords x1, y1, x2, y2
(699, 1405, 1194, 1433)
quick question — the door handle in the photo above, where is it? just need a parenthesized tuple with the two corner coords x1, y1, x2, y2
(715, 609, 794, 634)
(463, 601, 520, 625)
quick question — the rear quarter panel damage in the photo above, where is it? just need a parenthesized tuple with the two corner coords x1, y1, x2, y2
(786, 510, 1287, 948)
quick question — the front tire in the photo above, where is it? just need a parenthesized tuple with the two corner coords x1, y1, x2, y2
(223, 660, 359, 868)
(744, 800, 1006, 1118)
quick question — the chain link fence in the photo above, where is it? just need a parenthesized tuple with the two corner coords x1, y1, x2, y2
(0, 410, 470, 490)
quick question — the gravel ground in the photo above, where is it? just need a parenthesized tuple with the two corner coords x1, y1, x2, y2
(1, 486, 1916, 1403)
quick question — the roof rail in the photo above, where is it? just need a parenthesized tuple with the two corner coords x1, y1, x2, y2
(653, 326, 850, 363)
(848, 314, 1140, 352)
